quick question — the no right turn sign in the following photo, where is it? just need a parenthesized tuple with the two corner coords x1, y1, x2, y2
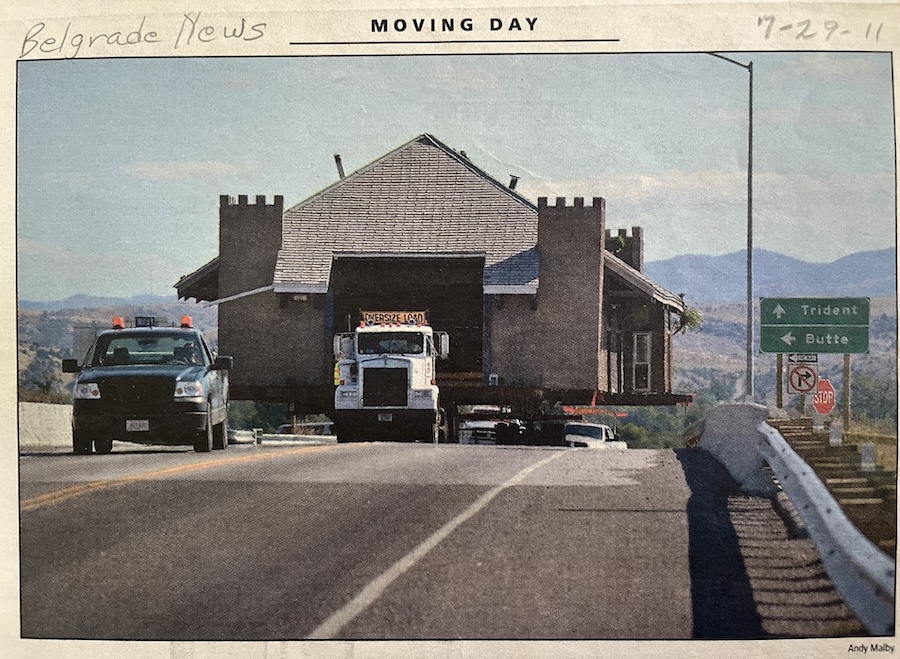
(787, 363, 818, 394)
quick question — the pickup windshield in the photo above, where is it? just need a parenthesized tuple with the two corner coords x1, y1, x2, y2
(87, 332, 208, 367)
(358, 331, 425, 355)
(564, 424, 611, 441)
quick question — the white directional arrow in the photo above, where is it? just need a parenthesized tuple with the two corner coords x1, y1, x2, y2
(780, 331, 796, 346)
(772, 304, 786, 319)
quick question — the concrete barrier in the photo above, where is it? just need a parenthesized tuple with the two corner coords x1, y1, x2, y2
(18, 402, 72, 449)
(696, 402, 775, 497)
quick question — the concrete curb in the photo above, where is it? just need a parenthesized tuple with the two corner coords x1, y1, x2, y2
(18, 402, 72, 450)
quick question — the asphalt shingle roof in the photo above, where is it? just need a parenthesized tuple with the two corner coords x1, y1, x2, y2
(273, 134, 539, 292)
(605, 252, 685, 312)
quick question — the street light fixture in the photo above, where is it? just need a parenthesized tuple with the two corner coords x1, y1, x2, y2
(708, 52, 754, 401)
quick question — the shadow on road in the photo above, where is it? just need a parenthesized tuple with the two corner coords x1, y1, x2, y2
(675, 448, 764, 639)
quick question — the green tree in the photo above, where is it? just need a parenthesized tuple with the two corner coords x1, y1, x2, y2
(228, 400, 290, 432)
(851, 373, 898, 431)
(618, 422, 649, 447)
(673, 307, 704, 334)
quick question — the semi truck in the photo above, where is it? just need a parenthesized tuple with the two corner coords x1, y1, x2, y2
(332, 311, 449, 443)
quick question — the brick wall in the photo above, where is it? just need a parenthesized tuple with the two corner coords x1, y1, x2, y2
(487, 197, 607, 390)
(220, 291, 328, 387)
(216, 194, 333, 388)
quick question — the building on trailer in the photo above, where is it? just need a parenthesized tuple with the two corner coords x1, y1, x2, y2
(175, 134, 691, 416)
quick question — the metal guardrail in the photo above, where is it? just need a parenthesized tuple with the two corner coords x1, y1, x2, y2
(757, 421, 896, 635)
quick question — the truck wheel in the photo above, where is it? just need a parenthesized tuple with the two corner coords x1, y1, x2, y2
(194, 408, 214, 452)
(437, 408, 449, 443)
(73, 431, 93, 454)
(336, 427, 355, 443)
(94, 437, 113, 454)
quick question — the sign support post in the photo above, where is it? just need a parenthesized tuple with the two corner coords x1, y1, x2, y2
(843, 353, 852, 431)
(776, 353, 783, 408)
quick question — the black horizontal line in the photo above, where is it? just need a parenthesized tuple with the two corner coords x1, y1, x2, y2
(290, 38, 620, 46)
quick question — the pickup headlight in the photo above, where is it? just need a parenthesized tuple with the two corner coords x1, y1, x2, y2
(413, 390, 433, 398)
(174, 381, 204, 401)
(338, 390, 358, 398)
(73, 382, 101, 399)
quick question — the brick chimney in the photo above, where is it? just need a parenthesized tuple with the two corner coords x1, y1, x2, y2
(605, 226, 644, 272)
(535, 196, 606, 390)
(218, 194, 284, 298)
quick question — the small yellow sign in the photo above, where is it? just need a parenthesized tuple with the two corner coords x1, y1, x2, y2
(362, 311, 427, 325)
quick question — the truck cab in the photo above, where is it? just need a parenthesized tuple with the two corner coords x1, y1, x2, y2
(333, 314, 448, 443)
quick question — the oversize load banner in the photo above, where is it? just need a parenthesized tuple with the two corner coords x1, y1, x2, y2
(362, 311, 427, 325)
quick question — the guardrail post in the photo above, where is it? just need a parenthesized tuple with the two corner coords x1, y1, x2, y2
(254, 428, 263, 444)
(861, 443, 876, 472)
(812, 411, 825, 434)
(829, 420, 843, 447)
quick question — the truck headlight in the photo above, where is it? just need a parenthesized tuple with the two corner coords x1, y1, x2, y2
(413, 390, 432, 398)
(174, 381, 204, 400)
(339, 390, 358, 398)
(74, 382, 101, 399)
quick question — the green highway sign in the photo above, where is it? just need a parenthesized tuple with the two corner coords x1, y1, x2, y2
(760, 297, 870, 354)
(761, 324, 869, 354)
(760, 297, 869, 326)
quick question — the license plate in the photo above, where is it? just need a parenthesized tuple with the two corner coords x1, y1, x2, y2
(126, 419, 149, 432)
(377, 413, 393, 422)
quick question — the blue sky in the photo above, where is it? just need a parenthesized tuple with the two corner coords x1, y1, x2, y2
(16, 52, 896, 301)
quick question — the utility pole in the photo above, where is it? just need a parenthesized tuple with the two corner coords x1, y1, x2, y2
(708, 53, 754, 400)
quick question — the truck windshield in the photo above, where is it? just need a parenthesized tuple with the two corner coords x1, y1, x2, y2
(358, 331, 425, 355)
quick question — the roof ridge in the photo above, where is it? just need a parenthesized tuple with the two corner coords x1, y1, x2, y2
(419, 133, 537, 210)
(283, 134, 429, 214)
(283, 133, 537, 214)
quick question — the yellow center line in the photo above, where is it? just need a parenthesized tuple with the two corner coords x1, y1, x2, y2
(21, 445, 334, 512)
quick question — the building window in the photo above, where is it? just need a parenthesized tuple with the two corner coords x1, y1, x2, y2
(633, 332, 651, 391)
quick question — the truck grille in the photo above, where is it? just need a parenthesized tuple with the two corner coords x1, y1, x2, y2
(363, 368, 408, 407)
(98, 377, 175, 406)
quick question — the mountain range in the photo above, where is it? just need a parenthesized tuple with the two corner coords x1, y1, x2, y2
(16, 248, 897, 310)
(18, 294, 178, 312)
(644, 248, 896, 304)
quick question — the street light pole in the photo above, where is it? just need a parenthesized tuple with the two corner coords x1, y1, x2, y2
(709, 53, 754, 400)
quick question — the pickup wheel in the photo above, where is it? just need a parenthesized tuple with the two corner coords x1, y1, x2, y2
(94, 437, 113, 454)
(194, 407, 214, 452)
(213, 415, 229, 450)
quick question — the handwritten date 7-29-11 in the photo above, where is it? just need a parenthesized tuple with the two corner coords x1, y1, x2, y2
(758, 16, 883, 42)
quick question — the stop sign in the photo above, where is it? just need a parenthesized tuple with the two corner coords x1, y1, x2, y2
(814, 379, 836, 415)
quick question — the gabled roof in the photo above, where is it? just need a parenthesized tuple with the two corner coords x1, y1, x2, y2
(273, 134, 539, 293)
(605, 252, 685, 312)
(175, 256, 219, 302)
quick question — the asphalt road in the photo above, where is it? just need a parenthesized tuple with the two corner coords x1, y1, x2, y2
(19, 440, 859, 640)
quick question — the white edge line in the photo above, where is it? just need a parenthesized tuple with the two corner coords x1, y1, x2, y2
(306, 449, 566, 639)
